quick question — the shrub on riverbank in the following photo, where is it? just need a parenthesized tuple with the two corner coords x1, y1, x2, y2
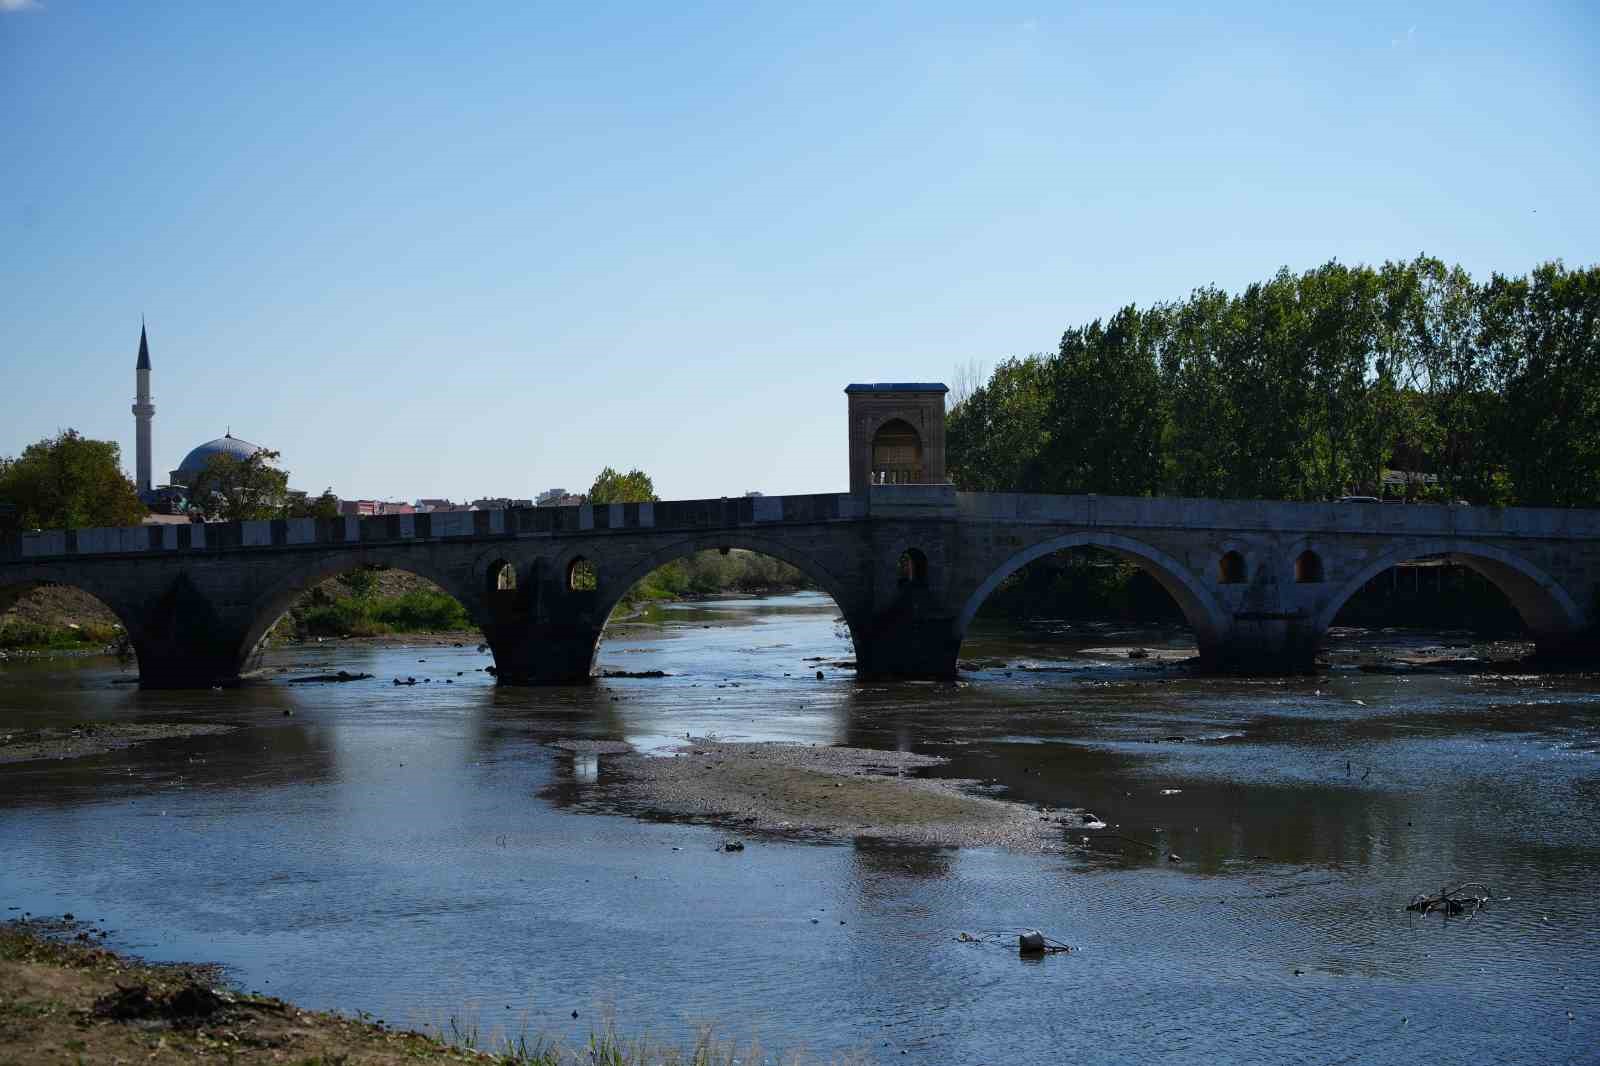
(284, 569, 471, 639)
(292, 587, 470, 638)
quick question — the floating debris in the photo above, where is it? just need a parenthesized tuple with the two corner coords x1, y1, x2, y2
(1406, 882, 1493, 918)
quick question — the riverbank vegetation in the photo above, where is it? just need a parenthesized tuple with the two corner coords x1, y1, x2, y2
(281, 567, 471, 639)
(1, 920, 838, 1065)
(0, 585, 124, 652)
(0, 619, 121, 651)
(624, 549, 811, 604)
(948, 256, 1600, 507)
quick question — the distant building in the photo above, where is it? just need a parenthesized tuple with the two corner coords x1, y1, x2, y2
(471, 497, 532, 511)
(337, 500, 413, 517)
(744, 491, 764, 497)
(536, 488, 585, 507)
(414, 498, 462, 513)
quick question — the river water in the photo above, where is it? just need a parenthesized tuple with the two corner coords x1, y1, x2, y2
(2, 592, 1597, 1064)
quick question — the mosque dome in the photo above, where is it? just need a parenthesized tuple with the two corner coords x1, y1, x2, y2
(172, 433, 267, 483)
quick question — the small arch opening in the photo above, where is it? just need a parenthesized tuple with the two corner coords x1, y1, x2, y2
(568, 557, 598, 592)
(489, 559, 517, 593)
(1295, 551, 1325, 584)
(871, 419, 924, 485)
(1218, 551, 1246, 584)
(897, 548, 929, 588)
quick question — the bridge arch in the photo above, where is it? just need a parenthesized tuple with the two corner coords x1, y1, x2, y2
(1311, 539, 1584, 640)
(0, 571, 139, 655)
(237, 549, 492, 666)
(956, 532, 1230, 659)
(595, 530, 862, 650)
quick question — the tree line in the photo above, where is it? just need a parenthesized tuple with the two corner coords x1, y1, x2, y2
(947, 256, 1599, 507)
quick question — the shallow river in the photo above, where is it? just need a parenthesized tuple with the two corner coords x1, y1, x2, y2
(2, 592, 1598, 1064)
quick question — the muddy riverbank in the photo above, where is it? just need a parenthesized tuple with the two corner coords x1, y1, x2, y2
(2, 918, 794, 1065)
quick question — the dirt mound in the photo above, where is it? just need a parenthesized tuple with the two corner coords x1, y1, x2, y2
(0, 583, 120, 629)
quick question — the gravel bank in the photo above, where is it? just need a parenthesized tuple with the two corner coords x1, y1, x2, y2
(573, 740, 1078, 852)
(0, 723, 236, 765)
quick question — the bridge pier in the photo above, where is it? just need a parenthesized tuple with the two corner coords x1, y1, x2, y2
(1212, 616, 1321, 674)
(133, 641, 249, 688)
(482, 621, 602, 684)
(854, 621, 961, 680)
(124, 574, 255, 689)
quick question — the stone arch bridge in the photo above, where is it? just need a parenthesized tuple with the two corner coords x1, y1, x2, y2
(2, 486, 1596, 687)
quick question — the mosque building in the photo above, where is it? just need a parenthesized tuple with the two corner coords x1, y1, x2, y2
(132, 323, 276, 512)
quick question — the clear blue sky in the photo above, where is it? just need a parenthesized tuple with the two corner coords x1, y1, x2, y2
(3, 2, 1595, 502)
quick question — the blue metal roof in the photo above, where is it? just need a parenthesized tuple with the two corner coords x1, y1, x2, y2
(843, 383, 949, 394)
(175, 434, 266, 478)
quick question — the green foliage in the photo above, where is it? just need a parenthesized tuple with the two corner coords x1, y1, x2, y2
(1038, 307, 1167, 495)
(371, 589, 471, 631)
(289, 583, 469, 638)
(946, 256, 1600, 507)
(336, 566, 379, 598)
(0, 429, 145, 533)
(187, 449, 291, 521)
(619, 550, 811, 607)
(946, 356, 1051, 491)
(587, 467, 658, 504)
(290, 488, 342, 520)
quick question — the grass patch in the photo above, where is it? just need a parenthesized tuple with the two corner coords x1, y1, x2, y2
(0, 620, 121, 649)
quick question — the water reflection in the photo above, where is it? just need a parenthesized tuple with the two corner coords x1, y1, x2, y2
(1, 594, 1597, 1064)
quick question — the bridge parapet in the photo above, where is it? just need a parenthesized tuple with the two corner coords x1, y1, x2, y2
(4, 492, 867, 563)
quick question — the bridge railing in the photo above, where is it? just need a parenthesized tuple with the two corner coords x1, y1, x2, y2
(6, 492, 868, 562)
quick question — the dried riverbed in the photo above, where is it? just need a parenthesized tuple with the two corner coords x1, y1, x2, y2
(0, 722, 236, 765)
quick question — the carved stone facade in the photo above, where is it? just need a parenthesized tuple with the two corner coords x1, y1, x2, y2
(845, 383, 949, 494)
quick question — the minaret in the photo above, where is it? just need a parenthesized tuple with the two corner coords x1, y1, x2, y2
(132, 320, 155, 495)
